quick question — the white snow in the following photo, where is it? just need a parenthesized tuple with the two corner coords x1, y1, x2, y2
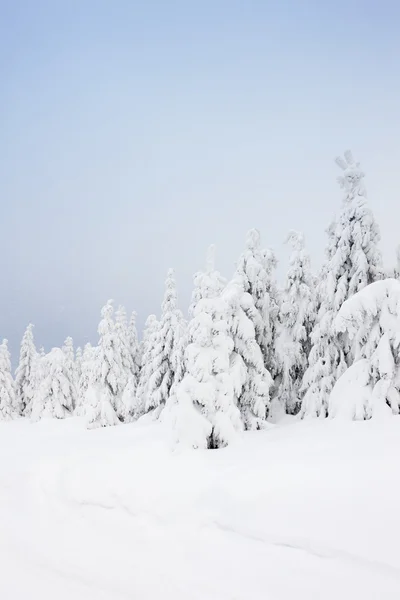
(1, 417, 400, 599)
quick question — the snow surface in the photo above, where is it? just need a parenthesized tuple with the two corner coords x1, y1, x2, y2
(1, 417, 400, 599)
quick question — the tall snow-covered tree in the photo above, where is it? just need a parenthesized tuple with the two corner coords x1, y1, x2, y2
(83, 300, 121, 428)
(31, 348, 74, 422)
(15, 323, 37, 416)
(276, 231, 316, 414)
(235, 229, 279, 379)
(301, 151, 383, 418)
(75, 346, 83, 383)
(62, 337, 77, 407)
(128, 311, 140, 379)
(225, 280, 272, 429)
(115, 305, 133, 394)
(75, 343, 95, 416)
(174, 246, 242, 449)
(329, 279, 400, 419)
(0, 340, 17, 420)
(146, 269, 183, 415)
(135, 314, 159, 417)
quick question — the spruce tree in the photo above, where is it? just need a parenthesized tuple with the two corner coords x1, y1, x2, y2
(15, 324, 37, 416)
(75, 343, 95, 416)
(174, 246, 242, 449)
(276, 231, 315, 414)
(301, 151, 383, 418)
(31, 348, 74, 421)
(0, 340, 17, 420)
(146, 269, 183, 415)
(235, 229, 279, 380)
(135, 315, 159, 417)
(62, 337, 77, 407)
(83, 301, 121, 428)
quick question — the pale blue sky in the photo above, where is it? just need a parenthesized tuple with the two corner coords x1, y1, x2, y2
(1, 0, 400, 360)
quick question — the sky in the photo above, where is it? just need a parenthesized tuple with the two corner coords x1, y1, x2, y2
(1, 0, 400, 361)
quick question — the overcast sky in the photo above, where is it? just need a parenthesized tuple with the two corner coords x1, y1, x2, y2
(1, 0, 400, 361)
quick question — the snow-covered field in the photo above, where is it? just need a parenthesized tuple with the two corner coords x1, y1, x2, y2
(1, 417, 400, 599)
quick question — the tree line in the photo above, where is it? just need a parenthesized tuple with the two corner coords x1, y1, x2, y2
(1, 150, 399, 448)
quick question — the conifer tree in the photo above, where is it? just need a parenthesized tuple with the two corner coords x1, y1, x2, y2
(301, 151, 383, 418)
(235, 229, 279, 379)
(276, 231, 315, 414)
(330, 279, 400, 419)
(115, 305, 133, 396)
(174, 246, 242, 449)
(83, 301, 121, 428)
(128, 311, 140, 379)
(0, 340, 17, 420)
(15, 324, 37, 416)
(226, 281, 272, 429)
(31, 348, 74, 421)
(62, 337, 77, 407)
(146, 269, 183, 415)
(75, 343, 95, 416)
(135, 315, 159, 417)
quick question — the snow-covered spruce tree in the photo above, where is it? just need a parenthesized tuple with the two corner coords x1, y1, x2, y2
(115, 306, 134, 392)
(225, 279, 272, 429)
(75, 346, 83, 384)
(276, 231, 316, 415)
(145, 269, 183, 415)
(31, 348, 74, 422)
(75, 343, 95, 416)
(329, 279, 400, 419)
(0, 340, 17, 420)
(83, 300, 122, 428)
(301, 151, 383, 418)
(62, 337, 77, 407)
(15, 323, 37, 416)
(174, 246, 242, 449)
(128, 311, 140, 379)
(135, 314, 159, 417)
(235, 229, 279, 380)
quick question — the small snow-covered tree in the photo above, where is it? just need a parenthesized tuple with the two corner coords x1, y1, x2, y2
(75, 343, 95, 416)
(235, 229, 279, 379)
(276, 231, 316, 414)
(146, 269, 183, 415)
(330, 279, 400, 419)
(83, 301, 121, 428)
(62, 337, 77, 407)
(301, 151, 383, 418)
(135, 314, 159, 417)
(174, 246, 242, 449)
(15, 324, 37, 416)
(0, 340, 17, 420)
(31, 348, 74, 422)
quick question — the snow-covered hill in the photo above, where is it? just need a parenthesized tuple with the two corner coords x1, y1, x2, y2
(1, 416, 400, 599)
